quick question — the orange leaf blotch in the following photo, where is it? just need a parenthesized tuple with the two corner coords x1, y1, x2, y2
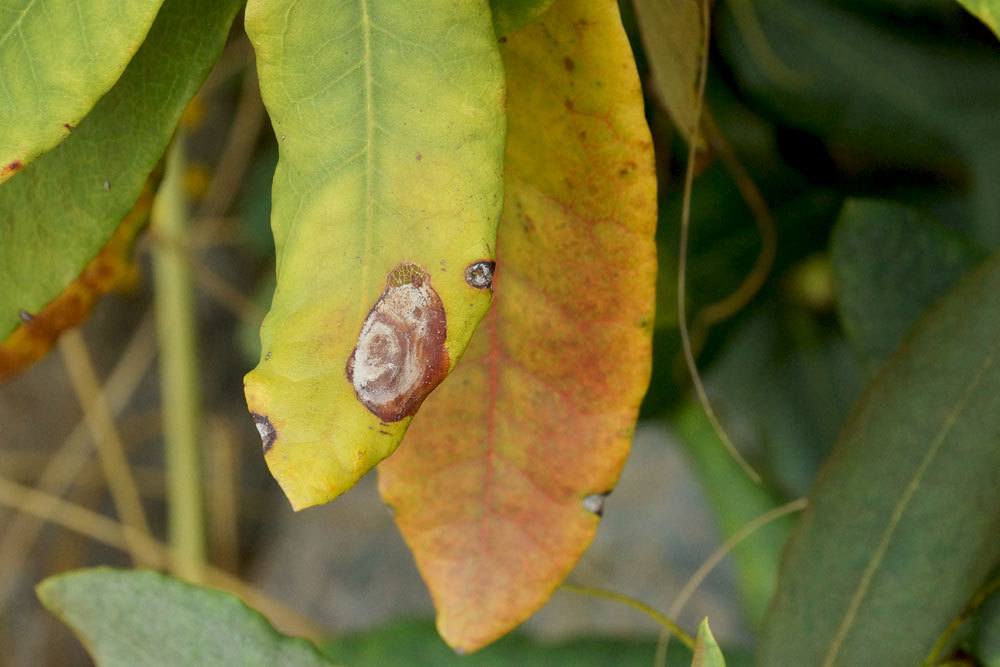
(0, 186, 152, 381)
(378, 0, 657, 654)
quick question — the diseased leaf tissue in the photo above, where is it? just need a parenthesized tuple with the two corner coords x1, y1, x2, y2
(243, 0, 506, 510)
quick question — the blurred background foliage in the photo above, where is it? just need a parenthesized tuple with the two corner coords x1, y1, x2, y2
(2, 0, 999, 664)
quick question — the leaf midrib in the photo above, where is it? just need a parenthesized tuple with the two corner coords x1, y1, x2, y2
(359, 0, 375, 316)
(821, 338, 1000, 666)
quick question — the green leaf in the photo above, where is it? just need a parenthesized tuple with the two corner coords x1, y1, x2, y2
(243, 0, 506, 510)
(320, 619, 752, 667)
(0, 0, 243, 339)
(37, 568, 333, 667)
(673, 402, 793, 628)
(759, 251, 1000, 666)
(0, 0, 164, 181)
(979, 591, 1000, 667)
(832, 199, 984, 369)
(717, 0, 1000, 246)
(692, 619, 726, 667)
(958, 0, 1000, 38)
(490, 0, 555, 36)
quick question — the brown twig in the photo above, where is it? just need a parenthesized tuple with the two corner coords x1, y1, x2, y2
(676, 0, 762, 484)
(0, 475, 323, 640)
(0, 315, 156, 610)
(57, 329, 154, 565)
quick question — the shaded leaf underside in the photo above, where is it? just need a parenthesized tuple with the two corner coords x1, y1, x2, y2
(379, 0, 656, 653)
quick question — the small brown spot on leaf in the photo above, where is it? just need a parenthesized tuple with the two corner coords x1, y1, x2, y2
(64, 123, 73, 132)
(347, 263, 449, 422)
(564, 98, 575, 111)
(563, 56, 575, 71)
(464, 261, 495, 290)
(3, 160, 22, 176)
(415, 152, 422, 161)
(252, 413, 277, 453)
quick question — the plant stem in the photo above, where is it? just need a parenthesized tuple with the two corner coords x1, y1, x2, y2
(560, 583, 695, 650)
(57, 329, 154, 567)
(152, 135, 206, 583)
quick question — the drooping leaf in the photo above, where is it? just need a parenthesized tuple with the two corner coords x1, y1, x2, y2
(692, 619, 726, 667)
(633, 0, 704, 144)
(37, 568, 332, 667)
(716, 0, 1000, 246)
(0, 0, 242, 361)
(759, 251, 1000, 666)
(0, 0, 164, 181)
(673, 402, 793, 628)
(378, 0, 656, 652)
(490, 0, 556, 36)
(958, 0, 1000, 38)
(243, 0, 506, 510)
(831, 199, 984, 369)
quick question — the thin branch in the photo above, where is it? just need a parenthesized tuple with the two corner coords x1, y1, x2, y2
(655, 498, 808, 667)
(0, 315, 155, 610)
(198, 54, 266, 220)
(677, 0, 762, 484)
(560, 583, 695, 651)
(0, 475, 323, 640)
(57, 330, 154, 565)
(152, 136, 207, 583)
(687, 108, 777, 356)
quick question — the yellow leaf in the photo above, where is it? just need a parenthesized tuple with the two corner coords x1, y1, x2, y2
(243, 0, 506, 510)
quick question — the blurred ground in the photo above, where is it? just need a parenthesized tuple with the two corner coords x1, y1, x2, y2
(0, 284, 748, 666)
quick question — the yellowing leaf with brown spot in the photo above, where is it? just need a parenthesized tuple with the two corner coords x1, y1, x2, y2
(243, 0, 506, 510)
(378, 0, 656, 653)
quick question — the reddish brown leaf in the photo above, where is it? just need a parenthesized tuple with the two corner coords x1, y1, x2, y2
(378, 0, 657, 652)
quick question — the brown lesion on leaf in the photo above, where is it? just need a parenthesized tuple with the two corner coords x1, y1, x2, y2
(251, 413, 278, 454)
(2, 160, 23, 178)
(563, 56, 576, 71)
(346, 263, 450, 422)
(464, 260, 496, 290)
(0, 184, 154, 382)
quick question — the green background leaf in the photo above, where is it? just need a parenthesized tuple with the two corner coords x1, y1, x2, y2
(717, 0, 1000, 246)
(0, 0, 243, 338)
(759, 251, 1000, 666)
(0, 0, 164, 180)
(38, 568, 332, 667)
(832, 198, 984, 369)
(320, 619, 751, 666)
(673, 403, 793, 628)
